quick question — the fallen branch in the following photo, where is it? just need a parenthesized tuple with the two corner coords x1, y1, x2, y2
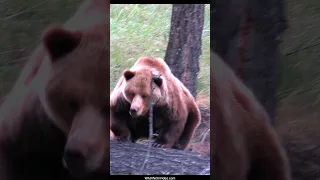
(110, 140, 210, 175)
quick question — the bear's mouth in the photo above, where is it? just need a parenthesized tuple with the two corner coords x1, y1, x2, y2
(129, 110, 139, 119)
(62, 151, 90, 178)
(130, 114, 139, 119)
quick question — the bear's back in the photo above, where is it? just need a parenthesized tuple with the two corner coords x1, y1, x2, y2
(131, 57, 171, 74)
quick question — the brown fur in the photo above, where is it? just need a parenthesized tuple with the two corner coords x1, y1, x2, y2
(110, 57, 201, 150)
(0, 0, 109, 179)
(211, 51, 291, 180)
(187, 92, 210, 154)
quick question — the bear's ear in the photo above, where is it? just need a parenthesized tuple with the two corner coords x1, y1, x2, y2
(123, 70, 135, 80)
(43, 26, 82, 62)
(153, 74, 163, 87)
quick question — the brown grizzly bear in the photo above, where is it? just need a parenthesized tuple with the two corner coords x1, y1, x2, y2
(211, 51, 291, 180)
(0, 0, 109, 179)
(110, 57, 201, 150)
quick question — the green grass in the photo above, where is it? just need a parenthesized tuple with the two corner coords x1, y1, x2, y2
(0, 3, 210, 99)
(110, 4, 210, 96)
(277, 0, 320, 104)
(0, 0, 82, 99)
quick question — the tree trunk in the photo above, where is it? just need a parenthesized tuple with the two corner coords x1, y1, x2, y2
(211, 0, 247, 64)
(164, 4, 204, 99)
(211, 0, 287, 125)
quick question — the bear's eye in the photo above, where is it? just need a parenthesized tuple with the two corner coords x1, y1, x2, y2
(141, 95, 147, 99)
(130, 92, 135, 97)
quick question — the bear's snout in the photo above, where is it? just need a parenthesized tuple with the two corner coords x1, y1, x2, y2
(129, 97, 144, 118)
(63, 137, 106, 178)
(64, 106, 108, 177)
(129, 107, 138, 118)
(63, 149, 88, 178)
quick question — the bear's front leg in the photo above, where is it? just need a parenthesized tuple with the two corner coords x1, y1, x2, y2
(152, 120, 185, 149)
(110, 114, 131, 142)
(172, 109, 201, 150)
(110, 122, 131, 141)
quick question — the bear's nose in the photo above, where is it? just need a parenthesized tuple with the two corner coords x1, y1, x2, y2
(129, 108, 138, 117)
(63, 150, 88, 178)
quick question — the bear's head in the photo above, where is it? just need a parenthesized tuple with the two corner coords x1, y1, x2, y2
(27, 26, 109, 178)
(122, 67, 165, 118)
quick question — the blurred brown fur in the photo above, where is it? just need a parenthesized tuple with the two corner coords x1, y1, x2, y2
(0, 0, 109, 179)
(211, 51, 291, 180)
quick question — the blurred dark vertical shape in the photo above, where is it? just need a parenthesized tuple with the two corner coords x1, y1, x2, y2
(164, 4, 205, 99)
(211, 0, 288, 125)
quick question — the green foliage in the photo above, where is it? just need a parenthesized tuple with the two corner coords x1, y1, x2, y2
(0, 3, 210, 100)
(277, 0, 320, 106)
(0, 0, 82, 99)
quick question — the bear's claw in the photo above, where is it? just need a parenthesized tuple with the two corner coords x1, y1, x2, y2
(116, 137, 128, 142)
(172, 143, 184, 150)
(152, 142, 167, 148)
